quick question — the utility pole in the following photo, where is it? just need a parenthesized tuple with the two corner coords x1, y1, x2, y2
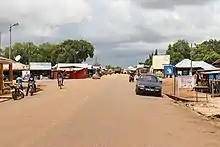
(0, 32, 2, 51)
(28, 42, 31, 64)
(190, 43, 193, 76)
(9, 23, 19, 59)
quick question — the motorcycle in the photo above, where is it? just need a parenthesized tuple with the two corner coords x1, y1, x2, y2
(28, 82, 35, 96)
(129, 75, 134, 82)
(10, 84, 24, 100)
(58, 78, 63, 89)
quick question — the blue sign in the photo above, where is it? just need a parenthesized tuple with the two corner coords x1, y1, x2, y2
(216, 74, 220, 79)
(209, 74, 214, 80)
(164, 65, 174, 76)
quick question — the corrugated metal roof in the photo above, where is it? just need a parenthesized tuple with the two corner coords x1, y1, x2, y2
(175, 59, 218, 70)
(0, 56, 13, 64)
(30, 62, 52, 70)
(3, 62, 27, 70)
(137, 64, 144, 68)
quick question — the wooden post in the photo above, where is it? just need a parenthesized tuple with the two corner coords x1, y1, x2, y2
(0, 63, 3, 90)
(173, 75, 176, 96)
(212, 80, 214, 98)
(206, 92, 208, 103)
(196, 90, 198, 102)
(9, 63, 13, 85)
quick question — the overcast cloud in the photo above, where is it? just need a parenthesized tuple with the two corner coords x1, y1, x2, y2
(0, 0, 220, 67)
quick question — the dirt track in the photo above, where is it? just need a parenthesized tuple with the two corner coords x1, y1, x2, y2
(0, 74, 220, 147)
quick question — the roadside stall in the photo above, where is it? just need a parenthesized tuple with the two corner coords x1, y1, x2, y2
(200, 70, 220, 97)
(52, 63, 91, 79)
(29, 62, 52, 79)
(3, 62, 27, 80)
(0, 57, 14, 94)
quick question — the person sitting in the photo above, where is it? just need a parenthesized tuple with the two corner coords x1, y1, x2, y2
(16, 75, 23, 90)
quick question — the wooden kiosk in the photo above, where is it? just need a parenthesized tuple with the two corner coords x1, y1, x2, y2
(0, 57, 13, 94)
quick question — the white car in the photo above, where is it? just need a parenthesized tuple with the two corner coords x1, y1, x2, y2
(92, 74, 101, 79)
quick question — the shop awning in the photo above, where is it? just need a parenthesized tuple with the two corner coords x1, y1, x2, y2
(3, 62, 27, 70)
(57, 67, 84, 71)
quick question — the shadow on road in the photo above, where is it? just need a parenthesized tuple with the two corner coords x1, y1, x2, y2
(136, 93, 163, 99)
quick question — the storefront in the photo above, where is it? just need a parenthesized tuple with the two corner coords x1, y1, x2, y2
(29, 62, 52, 79)
(52, 63, 92, 79)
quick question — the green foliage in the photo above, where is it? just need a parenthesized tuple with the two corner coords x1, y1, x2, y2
(105, 65, 113, 69)
(144, 49, 157, 65)
(2, 39, 95, 65)
(105, 65, 121, 70)
(166, 40, 191, 65)
(191, 39, 220, 63)
(144, 39, 220, 66)
(154, 49, 158, 55)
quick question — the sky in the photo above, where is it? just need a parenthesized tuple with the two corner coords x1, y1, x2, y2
(0, 0, 220, 67)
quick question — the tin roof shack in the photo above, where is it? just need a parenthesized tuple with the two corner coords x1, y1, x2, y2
(175, 59, 217, 76)
(213, 59, 220, 68)
(199, 69, 220, 97)
(135, 64, 150, 74)
(52, 63, 92, 79)
(29, 62, 52, 79)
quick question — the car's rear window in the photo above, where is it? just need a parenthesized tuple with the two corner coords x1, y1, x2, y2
(138, 75, 158, 82)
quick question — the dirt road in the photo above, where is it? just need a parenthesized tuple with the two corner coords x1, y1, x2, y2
(0, 74, 220, 147)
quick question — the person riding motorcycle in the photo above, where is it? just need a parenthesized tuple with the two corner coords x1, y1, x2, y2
(16, 75, 23, 90)
(26, 74, 36, 96)
(57, 71, 64, 86)
(129, 72, 135, 82)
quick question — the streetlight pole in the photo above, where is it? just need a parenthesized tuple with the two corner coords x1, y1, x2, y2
(190, 43, 193, 76)
(9, 23, 19, 59)
(0, 32, 2, 50)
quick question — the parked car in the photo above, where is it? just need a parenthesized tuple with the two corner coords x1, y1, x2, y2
(135, 74, 162, 97)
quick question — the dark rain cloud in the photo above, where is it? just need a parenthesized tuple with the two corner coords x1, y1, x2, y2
(132, 0, 217, 9)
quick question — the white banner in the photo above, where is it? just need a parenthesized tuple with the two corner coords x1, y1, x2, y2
(178, 76, 194, 89)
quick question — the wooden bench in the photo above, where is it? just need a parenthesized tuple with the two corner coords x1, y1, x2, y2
(194, 86, 209, 102)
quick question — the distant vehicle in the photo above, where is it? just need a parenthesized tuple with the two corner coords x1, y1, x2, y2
(114, 70, 121, 74)
(135, 74, 162, 97)
(129, 74, 134, 82)
(27, 81, 35, 96)
(92, 73, 101, 79)
(58, 77, 63, 89)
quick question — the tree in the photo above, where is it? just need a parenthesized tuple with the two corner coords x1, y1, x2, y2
(143, 39, 220, 66)
(192, 39, 220, 63)
(105, 65, 113, 69)
(144, 49, 158, 65)
(51, 39, 94, 64)
(144, 53, 153, 65)
(154, 49, 158, 55)
(166, 40, 191, 64)
(2, 42, 39, 64)
(2, 39, 95, 65)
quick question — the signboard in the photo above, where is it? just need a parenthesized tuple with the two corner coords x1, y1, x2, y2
(30, 62, 51, 70)
(209, 74, 214, 80)
(216, 74, 220, 79)
(22, 70, 30, 81)
(152, 55, 170, 70)
(164, 65, 174, 76)
(178, 76, 194, 89)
